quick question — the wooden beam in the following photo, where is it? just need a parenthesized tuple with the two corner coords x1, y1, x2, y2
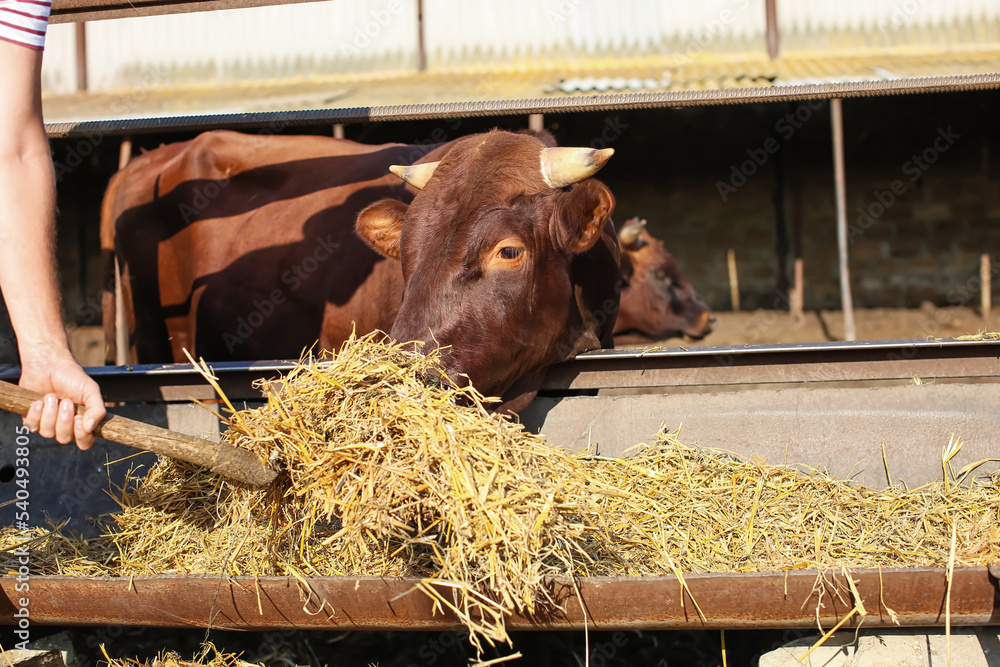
(791, 258, 804, 322)
(982, 254, 991, 321)
(727, 249, 740, 312)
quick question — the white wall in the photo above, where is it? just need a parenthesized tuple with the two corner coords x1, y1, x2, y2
(422, 0, 765, 66)
(779, 0, 1000, 51)
(41, 23, 78, 95)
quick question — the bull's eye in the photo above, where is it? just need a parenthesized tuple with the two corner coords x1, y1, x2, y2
(487, 238, 527, 270)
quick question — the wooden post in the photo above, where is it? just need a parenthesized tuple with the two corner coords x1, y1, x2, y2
(727, 249, 740, 312)
(118, 139, 132, 168)
(790, 257, 804, 322)
(982, 253, 991, 321)
(333, 124, 345, 139)
(788, 136, 805, 323)
(765, 0, 779, 60)
(114, 139, 132, 366)
(416, 0, 426, 72)
(528, 114, 544, 133)
(75, 23, 88, 92)
(114, 257, 128, 366)
(831, 98, 856, 341)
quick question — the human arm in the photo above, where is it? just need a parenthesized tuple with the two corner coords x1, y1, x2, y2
(0, 39, 106, 449)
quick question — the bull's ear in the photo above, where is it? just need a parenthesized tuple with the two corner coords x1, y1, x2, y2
(553, 180, 615, 254)
(356, 199, 408, 259)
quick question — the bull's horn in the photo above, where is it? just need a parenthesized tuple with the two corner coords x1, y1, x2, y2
(618, 218, 647, 249)
(389, 161, 441, 189)
(540, 147, 614, 188)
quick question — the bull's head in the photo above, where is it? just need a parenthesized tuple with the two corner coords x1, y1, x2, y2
(614, 217, 715, 342)
(356, 130, 617, 403)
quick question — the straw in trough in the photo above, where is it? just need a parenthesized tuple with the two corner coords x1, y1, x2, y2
(99, 645, 261, 667)
(2, 333, 998, 658)
(586, 431, 1000, 576)
(90, 334, 606, 653)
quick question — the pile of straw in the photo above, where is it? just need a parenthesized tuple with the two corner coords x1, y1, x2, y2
(0, 525, 107, 576)
(588, 432, 999, 575)
(224, 336, 603, 633)
(2, 334, 999, 658)
(957, 331, 1000, 341)
(99, 646, 260, 667)
(86, 335, 603, 653)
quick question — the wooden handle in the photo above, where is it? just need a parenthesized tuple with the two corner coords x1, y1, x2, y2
(0, 379, 278, 487)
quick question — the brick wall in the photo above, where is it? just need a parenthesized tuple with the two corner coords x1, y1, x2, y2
(610, 159, 1000, 312)
(546, 91, 998, 312)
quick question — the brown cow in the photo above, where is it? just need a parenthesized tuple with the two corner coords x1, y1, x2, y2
(101, 130, 427, 364)
(613, 217, 715, 344)
(355, 130, 619, 409)
(102, 129, 617, 409)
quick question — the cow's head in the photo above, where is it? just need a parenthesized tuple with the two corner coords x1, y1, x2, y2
(356, 130, 618, 402)
(614, 217, 715, 342)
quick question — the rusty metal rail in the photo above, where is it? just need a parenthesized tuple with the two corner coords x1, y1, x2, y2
(540, 337, 1000, 391)
(1, 568, 997, 630)
(49, 0, 325, 23)
(44, 73, 1000, 138)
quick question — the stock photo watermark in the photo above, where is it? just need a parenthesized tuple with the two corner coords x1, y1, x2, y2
(590, 116, 628, 150)
(545, 0, 588, 28)
(877, 0, 929, 35)
(677, 0, 751, 66)
(716, 99, 826, 201)
(220, 230, 339, 353)
(850, 126, 961, 242)
(339, 0, 407, 56)
(10, 424, 31, 649)
(53, 65, 168, 184)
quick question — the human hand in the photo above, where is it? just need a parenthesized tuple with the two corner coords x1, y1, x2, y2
(18, 348, 106, 450)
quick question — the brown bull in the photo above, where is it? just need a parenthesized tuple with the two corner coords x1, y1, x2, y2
(101, 130, 425, 363)
(613, 217, 715, 344)
(102, 132, 619, 404)
(355, 130, 619, 408)
(101, 129, 707, 406)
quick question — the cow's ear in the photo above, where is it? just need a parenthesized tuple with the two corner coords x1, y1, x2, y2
(357, 199, 408, 259)
(553, 180, 615, 254)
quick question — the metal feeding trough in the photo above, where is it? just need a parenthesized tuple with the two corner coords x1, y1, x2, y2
(1, 338, 999, 632)
(1, 568, 998, 631)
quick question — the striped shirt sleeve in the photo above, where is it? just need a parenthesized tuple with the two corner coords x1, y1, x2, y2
(0, 0, 52, 51)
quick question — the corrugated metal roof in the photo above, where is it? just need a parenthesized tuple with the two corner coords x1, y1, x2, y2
(39, 0, 1000, 95)
(41, 49, 1000, 125)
